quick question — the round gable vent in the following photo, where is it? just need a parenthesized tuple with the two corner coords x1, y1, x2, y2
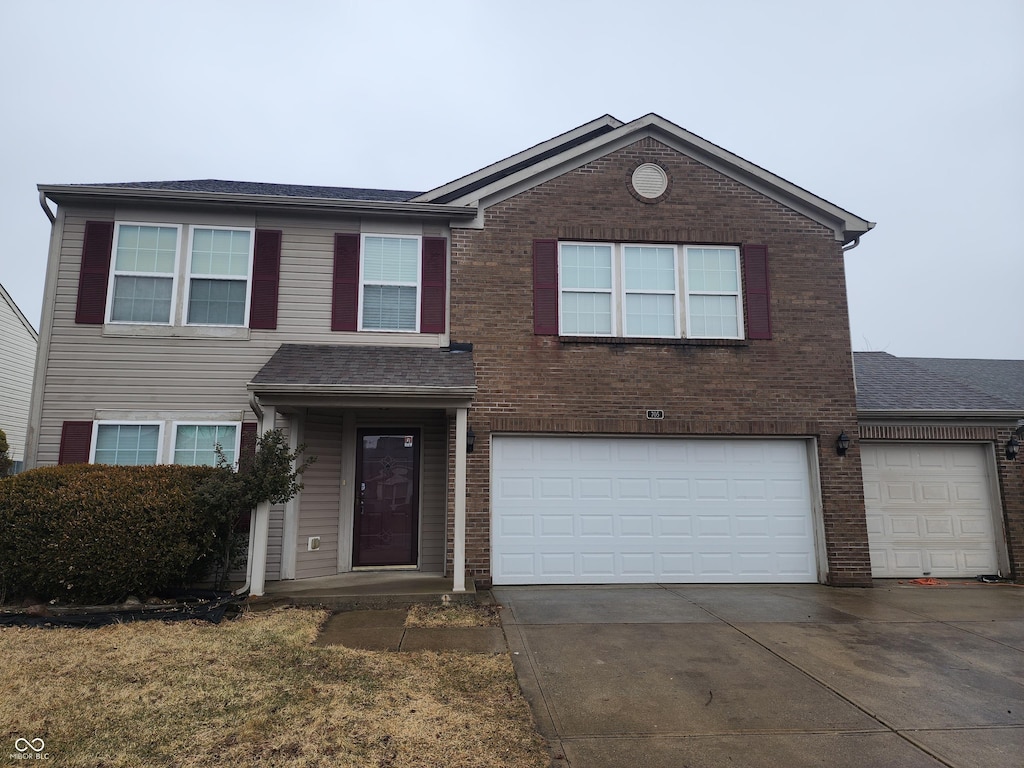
(631, 163, 668, 199)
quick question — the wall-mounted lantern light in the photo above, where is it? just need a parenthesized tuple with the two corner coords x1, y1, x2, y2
(836, 431, 851, 456)
(1007, 435, 1020, 461)
(466, 426, 476, 454)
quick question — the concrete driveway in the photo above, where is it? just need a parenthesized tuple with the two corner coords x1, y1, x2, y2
(494, 583, 1024, 768)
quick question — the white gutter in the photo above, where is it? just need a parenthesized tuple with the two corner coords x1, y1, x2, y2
(38, 190, 55, 224)
(38, 184, 478, 220)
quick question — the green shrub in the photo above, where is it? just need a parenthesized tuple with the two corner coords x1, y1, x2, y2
(0, 463, 233, 604)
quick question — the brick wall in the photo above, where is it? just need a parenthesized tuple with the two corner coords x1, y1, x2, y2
(447, 137, 872, 587)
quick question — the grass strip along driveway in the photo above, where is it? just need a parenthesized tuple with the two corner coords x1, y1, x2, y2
(0, 607, 547, 767)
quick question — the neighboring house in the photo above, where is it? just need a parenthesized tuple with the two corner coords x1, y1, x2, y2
(854, 352, 1024, 581)
(0, 282, 39, 473)
(28, 112, 894, 595)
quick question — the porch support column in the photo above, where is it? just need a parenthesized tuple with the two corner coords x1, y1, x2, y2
(250, 405, 277, 597)
(280, 412, 303, 580)
(453, 407, 468, 593)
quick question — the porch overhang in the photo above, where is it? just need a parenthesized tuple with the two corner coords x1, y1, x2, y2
(244, 343, 476, 597)
(247, 344, 476, 410)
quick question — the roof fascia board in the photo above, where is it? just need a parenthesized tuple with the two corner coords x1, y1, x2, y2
(247, 382, 476, 397)
(252, 393, 475, 411)
(413, 115, 624, 203)
(0, 282, 39, 340)
(38, 185, 477, 220)
(448, 114, 874, 243)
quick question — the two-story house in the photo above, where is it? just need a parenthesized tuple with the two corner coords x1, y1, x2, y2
(1, 283, 39, 473)
(28, 113, 886, 594)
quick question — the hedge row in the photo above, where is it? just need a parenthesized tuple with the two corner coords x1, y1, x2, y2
(0, 463, 239, 605)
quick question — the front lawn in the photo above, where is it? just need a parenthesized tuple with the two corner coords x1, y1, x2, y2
(0, 608, 548, 767)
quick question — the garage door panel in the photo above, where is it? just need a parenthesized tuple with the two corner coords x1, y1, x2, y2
(492, 437, 818, 585)
(862, 443, 1000, 578)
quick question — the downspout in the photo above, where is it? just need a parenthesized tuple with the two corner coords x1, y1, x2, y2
(233, 394, 264, 596)
(841, 236, 861, 252)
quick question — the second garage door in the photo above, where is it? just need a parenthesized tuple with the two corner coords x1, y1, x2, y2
(491, 436, 819, 585)
(862, 443, 1001, 578)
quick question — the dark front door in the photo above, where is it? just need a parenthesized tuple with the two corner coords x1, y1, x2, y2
(353, 429, 420, 567)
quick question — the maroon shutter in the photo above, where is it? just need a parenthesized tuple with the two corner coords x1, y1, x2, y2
(742, 244, 772, 340)
(58, 421, 93, 464)
(332, 233, 360, 331)
(533, 239, 559, 335)
(75, 221, 115, 324)
(240, 422, 258, 461)
(249, 229, 282, 329)
(420, 237, 447, 333)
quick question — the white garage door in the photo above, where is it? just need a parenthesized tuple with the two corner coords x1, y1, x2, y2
(862, 443, 1000, 578)
(491, 436, 818, 585)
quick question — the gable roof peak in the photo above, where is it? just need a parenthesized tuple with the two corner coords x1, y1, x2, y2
(416, 112, 874, 244)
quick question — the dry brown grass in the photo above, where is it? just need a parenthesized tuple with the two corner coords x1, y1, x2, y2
(404, 603, 501, 628)
(0, 608, 547, 767)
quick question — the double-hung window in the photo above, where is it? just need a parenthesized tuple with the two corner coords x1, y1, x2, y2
(557, 242, 743, 340)
(109, 224, 180, 324)
(360, 235, 421, 331)
(186, 228, 253, 326)
(623, 245, 679, 337)
(685, 247, 742, 339)
(560, 243, 614, 335)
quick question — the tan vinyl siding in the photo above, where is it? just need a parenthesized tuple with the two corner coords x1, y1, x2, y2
(0, 288, 38, 464)
(266, 504, 284, 581)
(33, 211, 450, 465)
(295, 413, 343, 580)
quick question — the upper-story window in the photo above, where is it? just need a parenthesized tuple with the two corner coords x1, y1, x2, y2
(685, 246, 742, 339)
(360, 235, 421, 331)
(186, 228, 253, 326)
(109, 224, 180, 324)
(106, 222, 254, 327)
(557, 242, 743, 340)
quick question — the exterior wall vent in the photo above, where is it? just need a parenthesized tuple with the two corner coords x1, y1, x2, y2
(631, 163, 668, 199)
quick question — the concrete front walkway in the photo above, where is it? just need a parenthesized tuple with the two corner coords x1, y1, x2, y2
(494, 583, 1024, 768)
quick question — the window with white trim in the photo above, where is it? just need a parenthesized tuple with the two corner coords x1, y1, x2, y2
(109, 224, 180, 324)
(173, 423, 240, 466)
(557, 242, 742, 340)
(685, 246, 742, 339)
(92, 422, 164, 465)
(90, 420, 241, 467)
(360, 234, 421, 331)
(106, 222, 254, 327)
(186, 228, 253, 326)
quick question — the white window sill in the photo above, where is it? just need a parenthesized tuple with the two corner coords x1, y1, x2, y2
(558, 336, 749, 346)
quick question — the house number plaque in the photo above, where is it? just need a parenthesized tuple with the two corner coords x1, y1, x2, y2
(646, 410, 665, 420)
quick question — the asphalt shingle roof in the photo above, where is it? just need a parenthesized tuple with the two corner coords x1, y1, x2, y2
(77, 179, 422, 203)
(853, 352, 1021, 412)
(908, 357, 1024, 411)
(250, 344, 475, 392)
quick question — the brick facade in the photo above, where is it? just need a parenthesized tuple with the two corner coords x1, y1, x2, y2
(446, 137, 873, 587)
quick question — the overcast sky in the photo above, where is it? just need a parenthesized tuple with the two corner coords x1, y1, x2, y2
(2, 0, 1021, 359)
